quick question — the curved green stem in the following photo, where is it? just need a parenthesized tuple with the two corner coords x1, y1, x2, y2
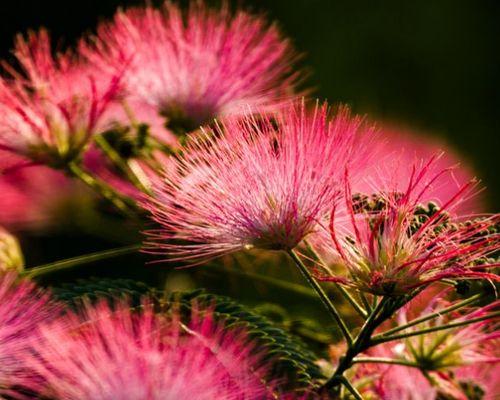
(338, 376, 363, 400)
(287, 250, 353, 346)
(68, 163, 138, 217)
(24, 244, 142, 278)
(377, 293, 482, 338)
(352, 356, 420, 368)
(305, 241, 368, 318)
(371, 310, 500, 345)
(94, 135, 152, 195)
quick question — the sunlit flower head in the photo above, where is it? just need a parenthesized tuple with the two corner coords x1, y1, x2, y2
(0, 273, 56, 397)
(0, 29, 122, 166)
(81, 0, 300, 136)
(24, 300, 277, 400)
(143, 101, 374, 264)
(317, 156, 500, 295)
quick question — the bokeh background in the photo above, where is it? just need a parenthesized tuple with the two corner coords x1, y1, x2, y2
(0, 0, 499, 324)
(2, 0, 499, 206)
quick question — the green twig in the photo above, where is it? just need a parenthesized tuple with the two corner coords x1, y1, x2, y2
(305, 241, 368, 318)
(377, 294, 483, 338)
(287, 250, 353, 346)
(371, 311, 500, 345)
(94, 135, 152, 194)
(68, 163, 138, 217)
(338, 376, 363, 400)
(352, 356, 420, 368)
(24, 244, 142, 278)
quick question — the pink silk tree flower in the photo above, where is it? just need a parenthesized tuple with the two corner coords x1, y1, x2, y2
(24, 301, 279, 400)
(143, 101, 374, 264)
(80, 1, 300, 136)
(0, 272, 57, 397)
(355, 123, 483, 213)
(318, 156, 500, 295)
(0, 29, 123, 167)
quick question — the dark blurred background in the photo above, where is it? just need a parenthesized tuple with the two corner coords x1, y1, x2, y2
(1, 0, 499, 207)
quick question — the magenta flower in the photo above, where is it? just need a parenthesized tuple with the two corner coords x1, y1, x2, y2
(0, 29, 122, 166)
(24, 301, 277, 400)
(81, 1, 300, 135)
(0, 272, 56, 397)
(318, 157, 499, 295)
(143, 101, 373, 264)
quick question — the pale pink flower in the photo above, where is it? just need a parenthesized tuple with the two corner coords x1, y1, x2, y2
(0, 29, 122, 166)
(0, 273, 57, 397)
(318, 157, 499, 295)
(24, 301, 278, 400)
(356, 123, 483, 213)
(81, 1, 300, 136)
(143, 101, 374, 264)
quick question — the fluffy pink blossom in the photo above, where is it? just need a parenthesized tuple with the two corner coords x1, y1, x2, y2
(0, 29, 122, 166)
(356, 123, 483, 213)
(0, 273, 57, 397)
(318, 157, 499, 295)
(143, 101, 374, 264)
(81, 1, 300, 136)
(24, 301, 278, 400)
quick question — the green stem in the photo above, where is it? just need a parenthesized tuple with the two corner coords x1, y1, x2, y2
(338, 376, 363, 400)
(322, 297, 393, 393)
(68, 163, 138, 217)
(24, 244, 142, 278)
(371, 311, 500, 345)
(352, 357, 420, 368)
(377, 294, 482, 337)
(287, 250, 353, 346)
(94, 135, 152, 194)
(305, 241, 368, 318)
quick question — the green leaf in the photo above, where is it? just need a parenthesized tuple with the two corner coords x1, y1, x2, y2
(51, 277, 156, 308)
